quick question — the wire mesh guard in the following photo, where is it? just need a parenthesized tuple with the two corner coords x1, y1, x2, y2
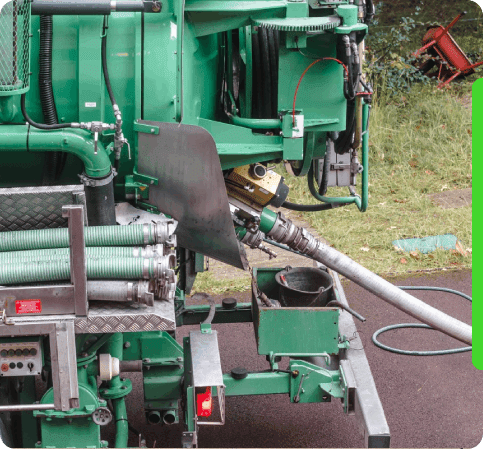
(0, 0, 30, 93)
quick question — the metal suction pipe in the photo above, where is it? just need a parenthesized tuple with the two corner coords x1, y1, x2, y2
(262, 210, 472, 345)
(87, 280, 154, 306)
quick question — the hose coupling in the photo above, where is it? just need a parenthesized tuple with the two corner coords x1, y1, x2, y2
(240, 229, 277, 259)
(153, 254, 177, 300)
(154, 219, 177, 247)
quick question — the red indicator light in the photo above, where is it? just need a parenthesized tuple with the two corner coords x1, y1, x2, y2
(196, 387, 213, 417)
(1, 364, 8, 372)
(15, 299, 42, 314)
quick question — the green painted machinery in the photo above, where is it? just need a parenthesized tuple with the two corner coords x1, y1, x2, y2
(0, 0, 470, 447)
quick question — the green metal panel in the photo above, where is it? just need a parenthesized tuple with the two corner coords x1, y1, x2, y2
(253, 268, 340, 355)
(35, 385, 104, 448)
(278, 33, 346, 132)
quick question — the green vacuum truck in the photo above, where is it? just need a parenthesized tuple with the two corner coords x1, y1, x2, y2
(0, 0, 471, 447)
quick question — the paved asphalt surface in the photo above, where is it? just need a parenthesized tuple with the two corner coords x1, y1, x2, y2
(104, 269, 478, 448)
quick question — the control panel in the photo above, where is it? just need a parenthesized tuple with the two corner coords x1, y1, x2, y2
(0, 341, 42, 377)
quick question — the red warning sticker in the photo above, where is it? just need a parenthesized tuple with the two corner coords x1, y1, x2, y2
(15, 300, 42, 314)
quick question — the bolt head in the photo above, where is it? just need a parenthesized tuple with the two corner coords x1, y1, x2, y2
(124, 342, 131, 349)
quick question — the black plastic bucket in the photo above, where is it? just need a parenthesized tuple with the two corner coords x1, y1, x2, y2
(275, 266, 333, 307)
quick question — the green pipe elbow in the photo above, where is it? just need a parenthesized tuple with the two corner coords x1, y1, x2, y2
(29, 128, 112, 178)
(0, 125, 112, 178)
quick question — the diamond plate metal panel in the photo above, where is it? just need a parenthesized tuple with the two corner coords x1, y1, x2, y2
(5, 299, 176, 333)
(75, 300, 176, 333)
(0, 185, 85, 232)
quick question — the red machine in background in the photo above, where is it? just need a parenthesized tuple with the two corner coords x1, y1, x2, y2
(414, 11, 483, 87)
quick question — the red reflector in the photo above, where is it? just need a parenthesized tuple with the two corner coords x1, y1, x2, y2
(15, 300, 42, 314)
(196, 387, 213, 417)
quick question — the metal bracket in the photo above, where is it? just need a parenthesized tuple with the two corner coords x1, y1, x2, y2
(340, 359, 357, 415)
(0, 205, 88, 318)
(62, 205, 88, 317)
(133, 121, 160, 135)
(0, 321, 79, 411)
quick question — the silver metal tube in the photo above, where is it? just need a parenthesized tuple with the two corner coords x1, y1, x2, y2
(312, 244, 472, 345)
(266, 212, 472, 345)
(0, 403, 55, 412)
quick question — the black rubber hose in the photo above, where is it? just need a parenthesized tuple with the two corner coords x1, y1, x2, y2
(84, 175, 117, 226)
(318, 142, 331, 196)
(282, 164, 350, 211)
(259, 27, 272, 120)
(267, 28, 278, 118)
(282, 200, 333, 212)
(251, 31, 262, 119)
(39, 15, 68, 184)
(21, 94, 73, 130)
(101, 18, 117, 108)
(38, 16, 58, 125)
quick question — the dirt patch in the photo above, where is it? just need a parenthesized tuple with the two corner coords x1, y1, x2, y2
(428, 187, 472, 209)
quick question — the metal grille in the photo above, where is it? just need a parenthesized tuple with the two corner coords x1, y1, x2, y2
(0, 0, 30, 93)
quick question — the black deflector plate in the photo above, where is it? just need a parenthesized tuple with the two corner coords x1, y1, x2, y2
(137, 121, 248, 270)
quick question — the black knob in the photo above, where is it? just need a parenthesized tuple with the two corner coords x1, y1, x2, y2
(17, 362, 23, 369)
(231, 367, 248, 380)
(30, 348, 37, 356)
(0, 350, 7, 358)
(15, 349, 22, 357)
(222, 297, 237, 310)
(7, 350, 14, 357)
(9, 363, 15, 369)
(22, 348, 29, 356)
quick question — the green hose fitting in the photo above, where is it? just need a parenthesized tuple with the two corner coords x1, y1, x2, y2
(259, 208, 278, 234)
(0, 258, 158, 285)
(0, 224, 159, 252)
(0, 125, 111, 178)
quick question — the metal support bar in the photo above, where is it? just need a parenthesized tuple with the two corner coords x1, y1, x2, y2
(0, 403, 55, 412)
(63, 205, 88, 317)
(0, 321, 79, 411)
(330, 268, 390, 448)
(223, 372, 290, 397)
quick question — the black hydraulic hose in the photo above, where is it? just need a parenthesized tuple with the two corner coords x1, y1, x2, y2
(281, 165, 350, 211)
(101, 18, 117, 108)
(282, 201, 333, 212)
(21, 94, 73, 130)
(258, 27, 272, 120)
(318, 145, 330, 196)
